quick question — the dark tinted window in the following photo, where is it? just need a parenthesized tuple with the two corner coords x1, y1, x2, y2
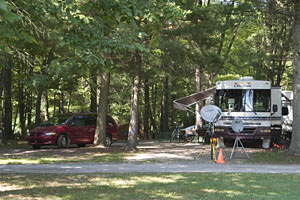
(70, 114, 97, 126)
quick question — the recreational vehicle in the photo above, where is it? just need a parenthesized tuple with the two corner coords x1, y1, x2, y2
(173, 76, 289, 148)
(214, 77, 287, 148)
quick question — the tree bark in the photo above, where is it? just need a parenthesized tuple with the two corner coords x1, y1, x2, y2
(18, 78, 26, 137)
(195, 64, 203, 129)
(35, 88, 43, 126)
(94, 71, 110, 146)
(143, 79, 150, 139)
(0, 67, 5, 100)
(289, 0, 300, 155)
(125, 51, 141, 151)
(3, 58, 12, 144)
(90, 67, 98, 112)
(59, 91, 64, 114)
(159, 76, 169, 132)
(43, 91, 49, 121)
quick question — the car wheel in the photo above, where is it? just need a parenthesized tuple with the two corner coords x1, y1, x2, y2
(32, 145, 41, 149)
(105, 135, 112, 147)
(77, 144, 86, 148)
(57, 134, 69, 148)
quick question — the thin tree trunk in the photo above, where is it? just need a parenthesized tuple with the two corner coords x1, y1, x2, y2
(0, 67, 5, 100)
(289, 0, 300, 155)
(3, 59, 12, 144)
(19, 83, 26, 137)
(159, 76, 169, 132)
(67, 90, 72, 113)
(143, 79, 150, 139)
(59, 91, 64, 114)
(150, 84, 158, 138)
(94, 71, 110, 146)
(90, 67, 98, 112)
(125, 51, 141, 151)
(35, 88, 43, 126)
(195, 64, 203, 129)
(43, 91, 49, 121)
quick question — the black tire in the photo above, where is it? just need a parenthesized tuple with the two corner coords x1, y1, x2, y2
(170, 130, 177, 143)
(57, 134, 69, 148)
(105, 135, 112, 147)
(32, 145, 41, 149)
(77, 144, 86, 148)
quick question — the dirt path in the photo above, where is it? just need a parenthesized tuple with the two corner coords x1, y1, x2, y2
(2, 140, 299, 174)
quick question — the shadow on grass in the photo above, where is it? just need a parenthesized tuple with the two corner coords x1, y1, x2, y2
(0, 173, 300, 200)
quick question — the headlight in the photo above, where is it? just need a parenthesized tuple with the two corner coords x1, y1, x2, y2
(45, 132, 56, 136)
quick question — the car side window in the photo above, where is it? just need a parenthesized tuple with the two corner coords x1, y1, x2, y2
(85, 114, 97, 126)
(70, 115, 86, 127)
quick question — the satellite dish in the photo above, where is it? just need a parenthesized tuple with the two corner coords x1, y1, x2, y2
(232, 118, 244, 133)
(200, 105, 222, 123)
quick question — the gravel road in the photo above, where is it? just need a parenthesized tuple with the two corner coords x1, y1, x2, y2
(1, 162, 300, 174)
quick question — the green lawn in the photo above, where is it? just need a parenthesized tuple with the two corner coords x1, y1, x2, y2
(0, 173, 299, 200)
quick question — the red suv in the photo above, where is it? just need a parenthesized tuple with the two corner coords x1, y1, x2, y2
(26, 113, 118, 149)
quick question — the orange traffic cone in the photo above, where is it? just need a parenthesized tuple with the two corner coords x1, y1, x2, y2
(216, 147, 226, 164)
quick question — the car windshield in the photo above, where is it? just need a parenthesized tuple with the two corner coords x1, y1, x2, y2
(215, 89, 271, 112)
(42, 114, 73, 126)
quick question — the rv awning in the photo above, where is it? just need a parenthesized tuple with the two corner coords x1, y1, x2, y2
(173, 87, 216, 111)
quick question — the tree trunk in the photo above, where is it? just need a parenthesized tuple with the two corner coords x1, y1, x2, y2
(0, 67, 5, 100)
(19, 82, 26, 137)
(35, 88, 43, 126)
(94, 71, 110, 146)
(143, 79, 150, 139)
(3, 59, 12, 144)
(159, 76, 169, 132)
(289, 0, 300, 155)
(43, 91, 49, 121)
(90, 68, 98, 112)
(150, 84, 158, 137)
(67, 90, 72, 113)
(195, 64, 203, 129)
(59, 91, 64, 114)
(125, 51, 141, 151)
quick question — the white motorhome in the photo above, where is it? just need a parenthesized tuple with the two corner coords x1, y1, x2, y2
(282, 90, 293, 140)
(214, 77, 286, 148)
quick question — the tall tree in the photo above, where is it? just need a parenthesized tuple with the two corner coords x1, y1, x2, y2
(289, 0, 300, 155)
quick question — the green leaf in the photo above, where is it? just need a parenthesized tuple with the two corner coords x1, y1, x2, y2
(0, 0, 7, 11)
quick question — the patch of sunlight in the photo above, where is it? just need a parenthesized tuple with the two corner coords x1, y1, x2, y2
(131, 175, 182, 184)
(0, 159, 39, 165)
(251, 185, 264, 189)
(125, 153, 183, 161)
(148, 190, 183, 199)
(222, 190, 244, 195)
(0, 184, 23, 192)
(202, 189, 218, 193)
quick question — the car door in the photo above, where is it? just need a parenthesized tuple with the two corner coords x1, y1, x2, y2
(83, 114, 97, 143)
(67, 114, 87, 144)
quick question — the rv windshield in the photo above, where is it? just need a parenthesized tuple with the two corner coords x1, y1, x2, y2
(215, 89, 271, 112)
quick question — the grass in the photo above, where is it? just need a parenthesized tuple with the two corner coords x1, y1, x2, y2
(0, 173, 299, 200)
(0, 140, 28, 149)
(247, 148, 300, 165)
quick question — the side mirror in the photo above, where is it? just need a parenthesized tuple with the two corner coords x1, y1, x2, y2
(282, 107, 289, 116)
(273, 104, 278, 113)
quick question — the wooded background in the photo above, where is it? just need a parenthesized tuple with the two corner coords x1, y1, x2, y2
(0, 0, 299, 152)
